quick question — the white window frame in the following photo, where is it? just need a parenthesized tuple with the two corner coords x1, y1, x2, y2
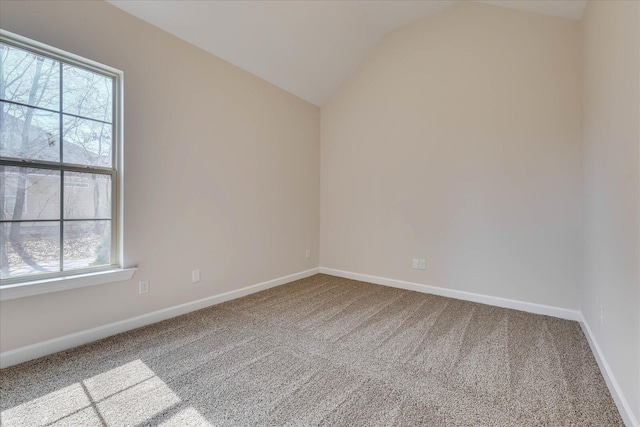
(0, 30, 135, 300)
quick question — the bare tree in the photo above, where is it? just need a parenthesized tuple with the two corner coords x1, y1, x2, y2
(7, 57, 48, 271)
(2, 48, 58, 272)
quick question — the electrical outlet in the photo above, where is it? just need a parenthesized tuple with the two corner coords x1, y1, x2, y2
(192, 269, 201, 283)
(412, 258, 426, 270)
(306, 249, 310, 259)
(600, 306, 604, 327)
(139, 280, 149, 294)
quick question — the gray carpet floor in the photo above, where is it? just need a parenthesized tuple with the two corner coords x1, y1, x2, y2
(0, 274, 623, 426)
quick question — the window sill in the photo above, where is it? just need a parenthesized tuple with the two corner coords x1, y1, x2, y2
(0, 268, 138, 301)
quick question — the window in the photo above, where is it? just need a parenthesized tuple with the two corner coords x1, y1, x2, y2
(1, 32, 123, 285)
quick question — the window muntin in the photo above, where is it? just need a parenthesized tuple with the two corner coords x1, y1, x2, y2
(0, 37, 120, 283)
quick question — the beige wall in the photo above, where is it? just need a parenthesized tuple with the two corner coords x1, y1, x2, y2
(582, 0, 640, 421)
(321, 2, 583, 309)
(0, 0, 320, 351)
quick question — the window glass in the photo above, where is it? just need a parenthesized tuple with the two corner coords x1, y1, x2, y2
(0, 44, 60, 110)
(63, 115, 112, 167)
(0, 37, 119, 283)
(1, 101, 60, 162)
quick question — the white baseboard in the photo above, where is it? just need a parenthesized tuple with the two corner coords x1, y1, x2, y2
(319, 267, 581, 321)
(0, 267, 320, 369)
(579, 315, 639, 427)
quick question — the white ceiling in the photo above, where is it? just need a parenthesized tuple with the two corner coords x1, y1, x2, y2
(107, 0, 587, 106)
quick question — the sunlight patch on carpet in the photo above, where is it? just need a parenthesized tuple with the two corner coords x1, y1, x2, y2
(1, 359, 207, 427)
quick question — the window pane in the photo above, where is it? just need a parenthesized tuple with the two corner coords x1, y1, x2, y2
(63, 115, 112, 167)
(0, 43, 60, 110)
(1, 221, 60, 279)
(63, 220, 110, 270)
(63, 65, 112, 123)
(64, 172, 111, 219)
(1, 166, 60, 221)
(1, 101, 60, 162)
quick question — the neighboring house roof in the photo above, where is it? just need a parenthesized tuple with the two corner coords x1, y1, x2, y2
(1, 110, 109, 166)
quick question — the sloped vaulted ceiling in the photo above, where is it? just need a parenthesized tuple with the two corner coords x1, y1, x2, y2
(107, 0, 587, 106)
